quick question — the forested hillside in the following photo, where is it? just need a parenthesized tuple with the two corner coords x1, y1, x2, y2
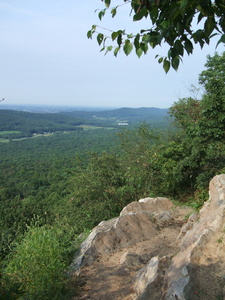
(0, 109, 83, 135)
(1, 53, 225, 300)
(63, 107, 169, 128)
(0, 107, 169, 141)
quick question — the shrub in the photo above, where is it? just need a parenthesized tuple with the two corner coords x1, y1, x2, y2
(4, 224, 68, 299)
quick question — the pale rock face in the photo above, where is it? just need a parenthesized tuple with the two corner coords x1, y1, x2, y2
(164, 174, 225, 300)
(120, 197, 174, 215)
(71, 174, 225, 300)
(71, 197, 175, 274)
(134, 256, 160, 299)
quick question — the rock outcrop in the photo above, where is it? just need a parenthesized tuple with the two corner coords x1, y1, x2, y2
(164, 174, 225, 300)
(71, 175, 225, 300)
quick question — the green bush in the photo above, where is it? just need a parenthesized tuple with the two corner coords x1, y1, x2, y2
(4, 224, 69, 299)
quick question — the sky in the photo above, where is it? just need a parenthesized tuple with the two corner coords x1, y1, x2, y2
(0, 0, 224, 109)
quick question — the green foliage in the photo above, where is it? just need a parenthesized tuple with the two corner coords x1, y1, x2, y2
(198, 53, 225, 142)
(3, 224, 70, 299)
(1, 55, 225, 299)
(0, 113, 173, 298)
(166, 52, 225, 193)
(169, 97, 201, 133)
(0, 110, 84, 137)
(118, 124, 161, 197)
(0, 129, 119, 261)
(90, 0, 225, 71)
(199, 52, 225, 95)
(188, 188, 209, 211)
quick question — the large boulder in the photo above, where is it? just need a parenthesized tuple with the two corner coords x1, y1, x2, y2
(71, 197, 175, 274)
(71, 175, 225, 300)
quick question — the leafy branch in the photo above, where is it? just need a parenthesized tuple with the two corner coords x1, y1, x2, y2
(89, 0, 225, 72)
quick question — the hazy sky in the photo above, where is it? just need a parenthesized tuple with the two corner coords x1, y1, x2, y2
(0, 1, 224, 109)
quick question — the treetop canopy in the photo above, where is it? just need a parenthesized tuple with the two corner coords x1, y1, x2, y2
(88, 0, 225, 72)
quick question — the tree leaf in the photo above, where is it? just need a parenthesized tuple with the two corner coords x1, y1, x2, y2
(184, 39, 193, 55)
(114, 47, 120, 57)
(204, 17, 216, 37)
(87, 30, 93, 39)
(140, 42, 148, 54)
(150, 7, 158, 24)
(123, 40, 133, 55)
(176, 21, 184, 36)
(104, 45, 113, 55)
(98, 10, 106, 21)
(172, 56, 180, 71)
(107, 46, 113, 51)
(163, 59, 170, 73)
(174, 40, 184, 56)
(197, 12, 204, 24)
(142, 34, 151, 44)
(111, 31, 119, 41)
(111, 8, 117, 18)
(216, 33, 225, 48)
(133, 8, 148, 21)
(136, 47, 143, 58)
(97, 33, 104, 46)
(117, 34, 122, 47)
(193, 29, 205, 48)
(134, 34, 140, 49)
(104, 0, 111, 8)
(111, 30, 123, 41)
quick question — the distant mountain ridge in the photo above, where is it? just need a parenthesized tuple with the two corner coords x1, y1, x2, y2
(0, 106, 170, 135)
(63, 107, 169, 127)
(0, 104, 168, 114)
(91, 107, 168, 118)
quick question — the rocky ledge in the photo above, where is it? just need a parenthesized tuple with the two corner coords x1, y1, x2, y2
(71, 174, 225, 300)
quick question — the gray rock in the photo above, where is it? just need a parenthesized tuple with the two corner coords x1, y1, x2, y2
(120, 197, 174, 216)
(165, 174, 225, 299)
(134, 256, 160, 299)
(71, 175, 225, 300)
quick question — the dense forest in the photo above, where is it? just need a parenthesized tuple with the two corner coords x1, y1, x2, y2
(1, 52, 225, 299)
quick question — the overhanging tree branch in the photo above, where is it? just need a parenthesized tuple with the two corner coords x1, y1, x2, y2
(89, 0, 225, 72)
